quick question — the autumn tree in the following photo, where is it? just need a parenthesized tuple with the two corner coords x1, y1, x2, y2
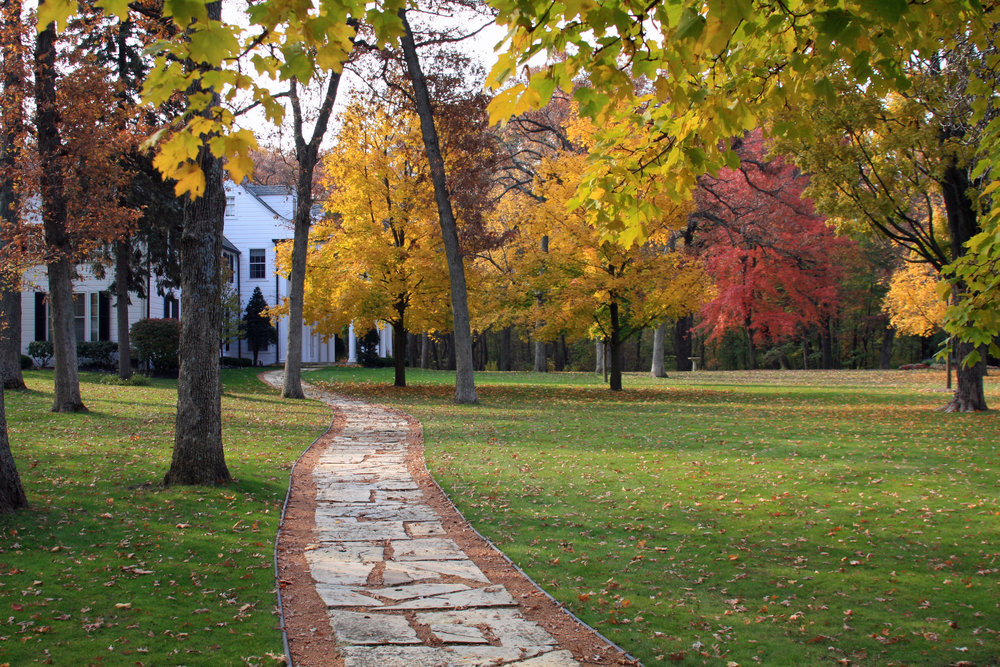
(503, 139, 708, 390)
(694, 132, 846, 368)
(884, 261, 950, 338)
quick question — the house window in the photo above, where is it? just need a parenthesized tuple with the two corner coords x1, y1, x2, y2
(225, 195, 236, 217)
(73, 294, 86, 342)
(164, 295, 179, 319)
(90, 293, 100, 341)
(34, 293, 47, 341)
(249, 249, 266, 279)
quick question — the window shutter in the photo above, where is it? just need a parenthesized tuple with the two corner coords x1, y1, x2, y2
(35, 293, 47, 341)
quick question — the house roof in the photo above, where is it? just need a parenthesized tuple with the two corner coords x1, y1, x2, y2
(245, 184, 290, 197)
(222, 235, 241, 255)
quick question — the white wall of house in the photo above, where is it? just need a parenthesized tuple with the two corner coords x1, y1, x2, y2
(18, 180, 396, 366)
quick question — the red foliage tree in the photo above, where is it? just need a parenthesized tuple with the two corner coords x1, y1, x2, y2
(695, 131, 849, 368)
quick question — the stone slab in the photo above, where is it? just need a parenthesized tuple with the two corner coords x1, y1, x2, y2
(381, 560, 490, 586)
(328, 610, 420, 645)
(315, 585, 384, 607)
(381, 585, 515, 611)
(315, 520, 408, 542)
(392, 538, 466, 561)
(340, 645, 551, 667)
(370, 583, 471, 601)
(306, 543, 384, 564)
(506, 650, 579, 667)
(316, 486, 374, 503)
(308, 559, 375, 586)
(407, 521, 447, 537)
(429, 623, 488, 644)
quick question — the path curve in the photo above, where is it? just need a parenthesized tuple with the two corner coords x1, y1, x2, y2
(263, 371, 632, 667)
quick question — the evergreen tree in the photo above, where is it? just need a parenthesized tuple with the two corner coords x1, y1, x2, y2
(243, 287, 277, 366)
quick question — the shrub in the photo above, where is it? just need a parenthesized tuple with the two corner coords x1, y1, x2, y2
(221, 356, 254, 368)
(358, 328, 383, 367)
(27, 340, 54, 369)
(77, 340, 118, 368)
(98, 374, 150, 387)
(20, 354, 33, 370)
(131, 318, 181, 370)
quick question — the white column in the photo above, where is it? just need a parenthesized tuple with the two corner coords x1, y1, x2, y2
(348, 324, 357, 363)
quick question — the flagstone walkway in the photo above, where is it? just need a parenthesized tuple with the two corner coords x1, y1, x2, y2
(262, 371, 591, 667)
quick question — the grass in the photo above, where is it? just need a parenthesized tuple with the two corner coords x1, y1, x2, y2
(310, 366, 1000, 667)
(0, 369, 330, 667)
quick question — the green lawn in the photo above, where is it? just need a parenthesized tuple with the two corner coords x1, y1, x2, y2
(311, 366, 1000, 667)
(0, 369, 330, 667)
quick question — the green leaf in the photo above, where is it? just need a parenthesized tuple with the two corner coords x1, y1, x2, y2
(37, 0, 75, 31)
(869, 0, 909, 23)
(188, 22, 240, 66)
(816, 9, 851, 48)
(94, 0, 130, 20)
(674, 8, 706, 42)
(162, 0, 208, 26)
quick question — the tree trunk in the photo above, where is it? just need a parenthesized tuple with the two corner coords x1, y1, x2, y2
(650, 321, 667, 377)
(282, 71, 342, 400)
(393, 318, 406, 387)
(407, 332, 419, 368)
(0, 388, 27, 514)
(675, 315, 693, 371)
(499, 326, 511, 371)
(821, 324, 834, 369)
(164, 2, 232, 486)
(595, 338, 605, 374)
(879, 326, 895, 370)
(0, 0, 24, 391)
(554, 335, 565, 371)
(533, 340, 547, 372)
(778, 349, 791, 370)
(940, 163, 987, 410)
(0, 284, 24, 389)
(36, 21, 84, 412)
(446, 332, 456, 371)
(746, 327, 757, 370)
(115, 240, 133, 379)
(801, 337, 809, 370)
(399, 11, 476, 404)
(609, 302, 623, 391)
(420, 332, 429, 369)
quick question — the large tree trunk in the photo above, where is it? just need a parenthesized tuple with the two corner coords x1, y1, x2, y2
(609, 301, 623, 391)
(399, 11, 476, 404)
(554, 335, 565, 371)
(407, 332, 419, 368)
(36, 21, 84, 412)
(746, 325, 757, 370)
(650, 321, 667, 377)
(0, 284, 23, 389)
(282, 72, 342, 400)
(499, 326, 511, 371)
(533, 340, 547, 372)
(595, 338, 605, 374)
(0, 388, 27, 514)
(392, 298, 406, 388)
(164, 1, 232, 486)
(420, 332, 429, 369)
(675, 315, 693, 371)
(879, 326, 895, 370)
(115, 240, 133, 379)
(940, 163, 987, 411)
(0, 0, 25, 391)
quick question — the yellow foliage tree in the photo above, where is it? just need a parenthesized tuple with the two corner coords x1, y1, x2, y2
(884, 262, 949, 338)
(274, 94, 458, 387)
(496, 136, 709, 390)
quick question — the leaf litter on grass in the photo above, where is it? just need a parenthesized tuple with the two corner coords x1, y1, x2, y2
(312, 367, 1000, 667)
(0, 369, 329, 667)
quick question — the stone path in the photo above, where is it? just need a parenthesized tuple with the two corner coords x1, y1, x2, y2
(263, 371, 582, 667)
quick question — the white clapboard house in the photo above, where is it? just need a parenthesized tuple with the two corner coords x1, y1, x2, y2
(19, 181, 391, 365)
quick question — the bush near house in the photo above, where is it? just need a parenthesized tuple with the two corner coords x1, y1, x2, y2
(20, 354, 33, 369)
(77, 340, 118, 368)
(26, 340, 53, 369)
(130, 318, 181, 371)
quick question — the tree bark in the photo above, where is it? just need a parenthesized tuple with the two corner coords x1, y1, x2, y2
(282, 71, 342, 400)
(879, 326, 895, 370)
(392, 296, 406, 387)
(499, 326, 511, 371)
(398, 10, 476, 404)
(533, 234, 548, 372)
(420, 331, 429, 369)
(650, 321, 667, 377)
(0, 388, 27, 514)
(36, 21, 84, 412)
(164, 0, 231, 486)
(609, 302, 623, 391)
(940, 163, 987, 411)
(595, 338, 605, 374)
(746, 325, 757, 370)
(0, 284, 23, 389)
(115, 240, 133, 379)
(554, 335, 565, 371)
(533, 340, 547, 372)
(0, 0, 25, 391)
(675, 315, 693, 371)
(821, 322, 834, 369)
